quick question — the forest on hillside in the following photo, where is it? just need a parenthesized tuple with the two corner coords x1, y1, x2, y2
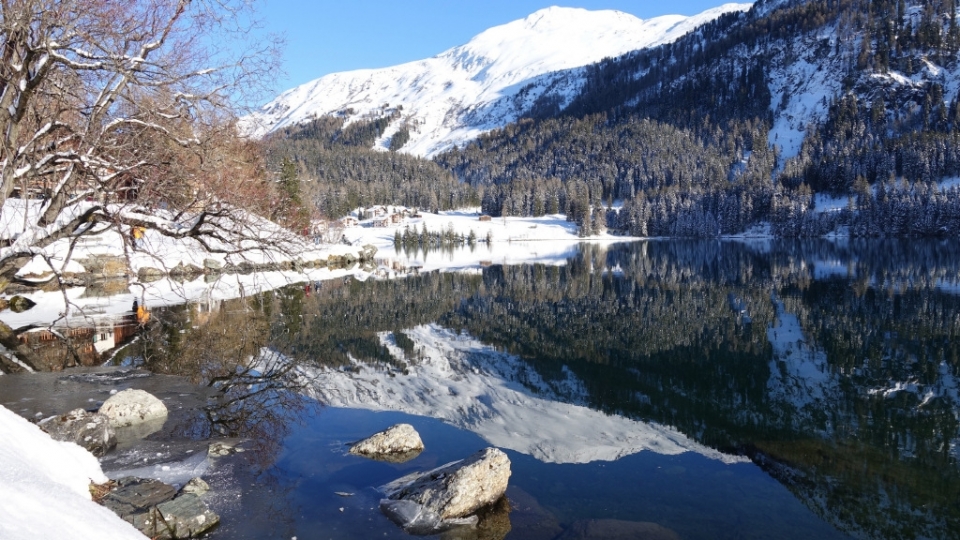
(264, 115, 479, 218)
(266, 0, 960, 238)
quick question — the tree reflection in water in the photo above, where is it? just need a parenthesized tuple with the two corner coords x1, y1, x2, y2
(19, 238, 960, 539)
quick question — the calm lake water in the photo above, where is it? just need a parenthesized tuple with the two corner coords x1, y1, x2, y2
(4, 238, 960, 539)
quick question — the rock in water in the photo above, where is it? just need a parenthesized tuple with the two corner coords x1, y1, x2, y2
(39, 409, 116, 457)
(101, 477, 219, 539)
(350, 423, 424, 462)
(380, 447, 511, 533)
(181, 477, 210, 495)
(8, 295, 36, 313)
(99, 388, 168, 428)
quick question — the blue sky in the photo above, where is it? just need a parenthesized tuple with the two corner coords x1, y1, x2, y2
(258, 1, 745, 92)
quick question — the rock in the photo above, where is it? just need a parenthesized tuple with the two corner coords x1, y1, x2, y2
(556, 519, 681, 540)
(180, 477, 210, 495)
(113, 415, 167, 445)
(170, 262, 203, 276)
(208, 441, 244, 457)
(350, 423, 424, 462)
(99, 388, 168, 428)
(0, 297, 8, 311)
(101, 477, 178, 518)
(102, 478, 218, 539)
(380, 447, 511, 533)
(137, 267, 165, 282)
(360, 244, 378, 260)
(503, 486, 563, 540)
(150, 493, 219, 538)
(77, 255, 129, 278)
(202, 258, 223, 271)
(8, 295, 36, 313)
(39, 408, 116, 457)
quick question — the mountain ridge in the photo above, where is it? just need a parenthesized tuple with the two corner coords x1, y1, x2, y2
(241, 4, 753, 156)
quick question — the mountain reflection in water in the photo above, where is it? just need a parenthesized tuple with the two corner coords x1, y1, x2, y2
(5, 238, 960, 539)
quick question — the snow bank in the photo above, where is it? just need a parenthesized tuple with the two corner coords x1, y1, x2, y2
(0, 405, 144, 540)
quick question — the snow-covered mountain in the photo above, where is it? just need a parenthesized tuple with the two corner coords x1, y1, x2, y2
(241, 4, 752, 157)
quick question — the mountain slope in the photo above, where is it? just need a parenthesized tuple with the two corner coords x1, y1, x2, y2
(242, 4, 752, 157)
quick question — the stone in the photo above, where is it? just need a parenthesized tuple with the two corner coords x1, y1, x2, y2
(180, 477, 210, 495)
(101, 477, 177, 518)
(151, 494, 219, 538)
(556, 519, 681, 540)
(99, 388, 168, 428)
(39, 408, 116, 457)
(137, 267, 165, 282)
(360, 244, 379, 260)
(381, 447, 511, 526)
(103, 478, 218, 539)
(0, 297, 8, 311)
(202, 258, 223, 271)
(8, 295, 36, 313)
(208, 441, 244, 457)
(77, 255, 129, 278)
(170, 262, 203, 276)
(350, 423, 424, 462)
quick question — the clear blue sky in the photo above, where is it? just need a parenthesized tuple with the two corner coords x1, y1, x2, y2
(258, 1, 747, 92)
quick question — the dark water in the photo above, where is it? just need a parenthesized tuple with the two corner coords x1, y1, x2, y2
(6, 238, 960, 539)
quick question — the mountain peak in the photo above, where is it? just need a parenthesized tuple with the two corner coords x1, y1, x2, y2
(242, 3, 753, 156)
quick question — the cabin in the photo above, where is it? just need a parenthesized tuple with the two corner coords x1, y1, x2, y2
(478, 215, 492, 222)
(339, 216, 359, 228)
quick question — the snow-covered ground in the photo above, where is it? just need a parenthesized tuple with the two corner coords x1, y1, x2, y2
(0, 405, 143, 540)
(303, 324, 748, 466)
(1, 200, 363, 281)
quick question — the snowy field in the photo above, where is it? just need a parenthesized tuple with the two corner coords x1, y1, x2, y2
(0, 405, 143, 540)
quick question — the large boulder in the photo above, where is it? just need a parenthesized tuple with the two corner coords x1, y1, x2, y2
(39, 408, 116, 457)
(99, 389, 168, 428)
(349, 423, 423, 462)
(380, 447, 511, 534)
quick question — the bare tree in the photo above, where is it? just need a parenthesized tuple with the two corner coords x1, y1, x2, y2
(0, 0, 284, 370)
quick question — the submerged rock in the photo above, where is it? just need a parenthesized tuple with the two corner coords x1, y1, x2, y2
(99, 388, 168, 428)
(556, 519, 681, 540)
(380, 447, 511, 533)
(39, 408, 116, 457)
(350, 423, 424, 462)
(181, 477, 210, 495)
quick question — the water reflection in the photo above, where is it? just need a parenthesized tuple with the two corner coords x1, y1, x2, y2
(5, 238, 960, 538)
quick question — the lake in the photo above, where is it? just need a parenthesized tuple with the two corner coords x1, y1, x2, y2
(3, 238, 959, 539)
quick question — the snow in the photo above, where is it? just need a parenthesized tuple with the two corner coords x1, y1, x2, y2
(769, 56, 838, 161)
(813, 193, 850, 214)
(766, 294, 838, 415)
(1, 198, 364, 282)
(241, 4, 751, 157)
(0, 266, 360, 329)
(303, 324, 747, 466)
(343, 208, 632, 274)
(0, 405, 144, 540)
